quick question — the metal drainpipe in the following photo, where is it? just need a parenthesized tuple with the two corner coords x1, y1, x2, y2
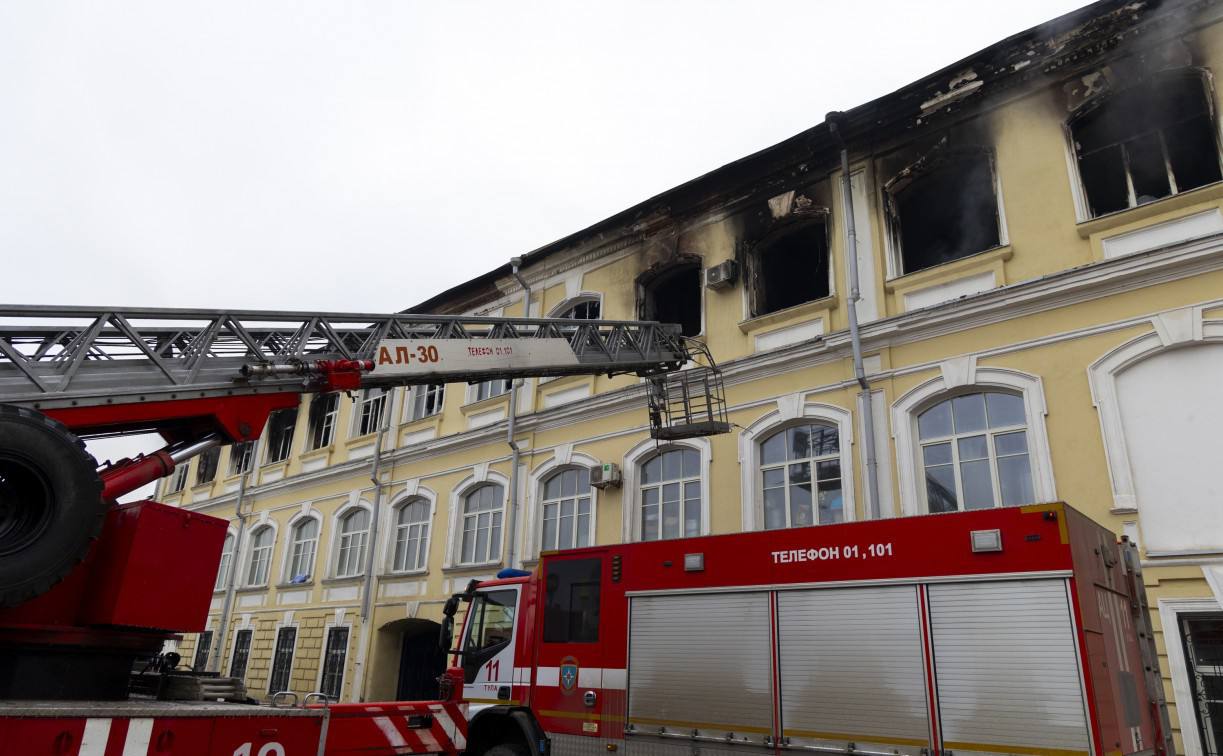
(506, 257, 530, 568)
(210, 439, 257, 673)
(829, 114, 882, 520)
(355, 387, 392, 699)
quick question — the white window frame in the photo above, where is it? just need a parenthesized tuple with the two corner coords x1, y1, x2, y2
(1159, 596, 1223, 756)
(525, 448, 601, 559)
(468, 378, 513, 404)
(390, 497, 432, 574)
(214, 530, 236, 591)
(167, 463, 190, 495)
(281, 511, 321, 584)
(549, 294, 603, 320)
(621, 436, 712, 542)
(352, 388, 389, 437)
(914, 391, 1032, 512)
(404, 383, 446, 422)
(244, 523, 276, 587)
(264, 407, 299, 464)
(1088, 306, 1223, 513)
(308, 393, 341, 450)
(891, 361, 1057, 517)
(539, 467, 595, 551)
(881, 146, 1010, 280)
(737, 398, 855, 531)
(331, 504, 372, 579)
(228, 440, 256, 476)
(444, 468, 511, 568)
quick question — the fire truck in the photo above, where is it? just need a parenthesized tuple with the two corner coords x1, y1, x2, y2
(0, 304, 719, 755)
(444, 503, 1175, 756)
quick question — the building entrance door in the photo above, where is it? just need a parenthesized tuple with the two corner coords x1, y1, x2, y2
(397, 623, 445, 701)
(1182, 613, 1223, 755)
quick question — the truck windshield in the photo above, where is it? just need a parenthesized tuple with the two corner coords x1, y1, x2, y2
(461, 588, 517, 682)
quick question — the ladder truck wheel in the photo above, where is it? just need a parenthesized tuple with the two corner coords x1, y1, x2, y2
(0, 405, 105, 607)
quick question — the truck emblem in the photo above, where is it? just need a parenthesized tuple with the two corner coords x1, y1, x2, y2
(560, 656, 579, 693)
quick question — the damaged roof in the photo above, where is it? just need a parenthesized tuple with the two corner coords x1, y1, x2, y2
(410, 0, 1204, 314)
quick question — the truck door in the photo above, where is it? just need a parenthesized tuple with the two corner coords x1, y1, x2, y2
(461, 585, 521, 710)
(535, 556, 607, 739)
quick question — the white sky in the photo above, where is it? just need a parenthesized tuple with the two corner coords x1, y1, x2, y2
(1, 0, 1092, 488)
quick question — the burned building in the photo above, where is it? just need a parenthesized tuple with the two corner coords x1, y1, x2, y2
(166, 1, 1223, 752)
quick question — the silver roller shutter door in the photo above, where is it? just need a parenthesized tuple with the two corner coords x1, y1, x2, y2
(928, 579, 1090, 755)
(776, 586, 929, 749)
(628, 592, 772, 738)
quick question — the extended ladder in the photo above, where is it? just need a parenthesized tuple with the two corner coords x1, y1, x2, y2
(0, 304, 689, 410)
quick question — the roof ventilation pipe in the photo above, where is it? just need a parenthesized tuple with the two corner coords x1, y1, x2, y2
(506, 257, 530, 568)
(828, 112, 882, 521)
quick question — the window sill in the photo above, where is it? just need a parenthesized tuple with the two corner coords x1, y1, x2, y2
(383, 569, 429, 579)
(443, 561, 503, 574)
(235, 584, 268, 594)
(460, 394, 510, 415)
(347, 432, 378, 447)
(737, 294, 837, 334)
(190, 482, 215, 496)
(884, 245, 1013, 293)
(276, 580, 315, 589)
(260, 459, 290, 472)
(299, 446, 334, 468)
(1075, 180, 1223, 239)
(321, 575, 364, 585)
(400, 413, 442, 430)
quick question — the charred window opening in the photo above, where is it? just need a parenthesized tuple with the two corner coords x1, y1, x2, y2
(1072, 71, 1222, 217)
(885, 143, 1001, 275)
(640, 261, 702, 337)
(749, 220, 830, 317)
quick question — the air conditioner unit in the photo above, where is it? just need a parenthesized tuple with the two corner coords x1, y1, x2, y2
(590, 462, 621, 489)
(704, 260, 739, 290)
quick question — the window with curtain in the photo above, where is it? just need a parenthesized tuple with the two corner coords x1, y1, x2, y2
(286, 518, 318, 582)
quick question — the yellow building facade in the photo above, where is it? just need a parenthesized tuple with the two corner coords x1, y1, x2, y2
(163, 1, 1223, 751)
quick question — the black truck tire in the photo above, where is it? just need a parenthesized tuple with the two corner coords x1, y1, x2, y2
(0, 405, 105, 607)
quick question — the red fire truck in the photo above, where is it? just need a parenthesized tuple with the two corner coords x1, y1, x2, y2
(445, 503, 1174, 756)
(0, 304, 714, 755)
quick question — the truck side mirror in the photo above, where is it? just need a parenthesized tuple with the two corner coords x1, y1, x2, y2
(442, 595, 460, 617)
(439, 615, 454, 652)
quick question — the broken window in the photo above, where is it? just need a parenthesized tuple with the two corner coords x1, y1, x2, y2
(885, 141, 1001, 275)
(749, 220, 831, 317)
(1071, 71, 1222, 217)
(640, 261, 702, 337)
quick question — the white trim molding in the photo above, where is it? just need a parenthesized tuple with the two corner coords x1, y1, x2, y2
(524, 449, 601, 560)
(444, 469, 511, 568)
(1088, 305, 1222, 513)
(891, 362, 1057, 516)
(736, 396, 856, 531)
(620, 436, 713, 543)
(1158, 596, 1223, 756)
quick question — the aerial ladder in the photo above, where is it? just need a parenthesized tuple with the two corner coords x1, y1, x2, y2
(0, 304, 728, 750)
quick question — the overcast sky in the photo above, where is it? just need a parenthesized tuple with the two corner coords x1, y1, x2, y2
(1, 0, 1092, 482)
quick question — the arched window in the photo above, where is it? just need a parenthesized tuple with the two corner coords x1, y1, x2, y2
(460, 484, 504, 564)
(640, 447, 701, 541)
(556, 297, 600, 320)
(215, 533, 235, 590)
(393, 499, 431, 572)
(759, 423, 842, 528)
(1071, 70, 1221, 218)
(541, 468, 593, 551)
(335, 509, 371, 578)
(246, 526, 274, 586)
(286, 518, 319, 582)
(916, 391, 1032, 513)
